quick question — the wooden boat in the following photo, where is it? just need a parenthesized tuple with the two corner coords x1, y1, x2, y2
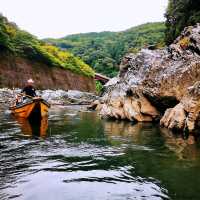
(10, 97, 50, 119)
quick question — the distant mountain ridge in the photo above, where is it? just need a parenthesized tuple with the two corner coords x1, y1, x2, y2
(46, 22, 166, 77)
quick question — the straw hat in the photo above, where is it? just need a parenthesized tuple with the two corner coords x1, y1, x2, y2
(27, 79, 34, 84)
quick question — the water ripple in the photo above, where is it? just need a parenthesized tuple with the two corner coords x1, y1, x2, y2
(1, 106, 200, 199)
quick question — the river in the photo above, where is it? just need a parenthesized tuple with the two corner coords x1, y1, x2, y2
(0, 105, 200, 200)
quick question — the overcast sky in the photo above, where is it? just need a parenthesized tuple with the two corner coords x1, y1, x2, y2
(1, 0, 168, 39)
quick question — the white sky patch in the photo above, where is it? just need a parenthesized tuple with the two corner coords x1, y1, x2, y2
(0, 0, 168, 39)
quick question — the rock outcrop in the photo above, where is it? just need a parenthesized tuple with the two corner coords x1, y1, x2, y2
(94, 24, 200, 133)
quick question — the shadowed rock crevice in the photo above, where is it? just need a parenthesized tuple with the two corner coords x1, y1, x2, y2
(93, 24, 200, 133)
(143, 93, 180, 114)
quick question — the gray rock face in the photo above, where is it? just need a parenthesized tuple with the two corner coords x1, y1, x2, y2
(40, 90, 98, 105)
(0, 89, 98, 106)
(95, 23, 200, 132)
(0, 88, 21, 104)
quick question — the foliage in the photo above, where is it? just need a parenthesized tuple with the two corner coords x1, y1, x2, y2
(165, 0, 200, 45)
(178, 37, 190, 48)
(0, 15, 15, 51)
(45, 22, 166, 77)
(95, 80, 104, 94)
(0, 14, 94, 77)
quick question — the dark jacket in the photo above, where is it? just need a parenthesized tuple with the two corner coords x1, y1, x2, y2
(22, 85, 36, 97)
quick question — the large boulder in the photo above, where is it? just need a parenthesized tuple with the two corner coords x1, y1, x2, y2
(95, 24, 200, 132)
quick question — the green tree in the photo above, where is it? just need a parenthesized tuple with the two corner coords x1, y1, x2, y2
(95, 80, 104, 94)
(165, 0, 200, 44)
(45, 22, 165, 78)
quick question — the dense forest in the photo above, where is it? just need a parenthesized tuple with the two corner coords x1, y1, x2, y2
(46, 23, 165, 77)
(0, 14, 94, 77)
(165, 0, 200, 44)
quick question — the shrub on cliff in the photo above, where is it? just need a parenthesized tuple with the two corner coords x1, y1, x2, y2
(165, 0, 200, 44)
(0, 14, 94, 77)
(95, 80, 103, 94)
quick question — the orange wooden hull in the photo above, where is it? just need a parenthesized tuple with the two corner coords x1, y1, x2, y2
(10, 98, 50, 118)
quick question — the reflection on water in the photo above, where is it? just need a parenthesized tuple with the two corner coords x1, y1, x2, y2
(160, 127, 199, 161)
(0, 105, 200, 200)
(104, 119, 200, 161)
(104, 120, 159, 144)
(15, 117, 48, 138)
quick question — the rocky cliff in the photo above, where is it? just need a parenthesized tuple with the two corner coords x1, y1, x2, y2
(0, 53, 95, 92)
(94, 24, 200, 133)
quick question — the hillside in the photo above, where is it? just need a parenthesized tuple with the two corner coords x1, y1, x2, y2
(0, 14, 94, 78)
(46, 22, 166, 77)
(0, 15, 95, 91)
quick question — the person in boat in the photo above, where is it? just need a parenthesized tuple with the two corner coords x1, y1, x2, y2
(22, 78, 37, 98)
(15, 94, 23, 105)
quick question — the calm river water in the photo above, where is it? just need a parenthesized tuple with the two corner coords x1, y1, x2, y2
(0, 105, 200, 200)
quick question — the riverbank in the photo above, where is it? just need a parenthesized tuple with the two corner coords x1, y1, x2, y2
(0, 88, 98, 106)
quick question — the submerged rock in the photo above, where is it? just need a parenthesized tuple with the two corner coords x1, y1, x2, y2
(95, 23, 200, 132)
